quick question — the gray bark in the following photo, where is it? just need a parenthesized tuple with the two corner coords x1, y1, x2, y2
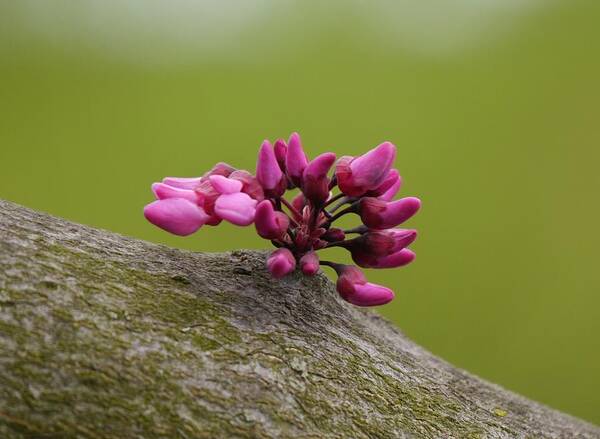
(0, 198, 597, 439)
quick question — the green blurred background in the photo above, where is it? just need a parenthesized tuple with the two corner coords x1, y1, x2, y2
(1, 0, 599, 424)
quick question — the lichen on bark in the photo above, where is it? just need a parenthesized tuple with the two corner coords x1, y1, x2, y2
(0, 199, 598, 438)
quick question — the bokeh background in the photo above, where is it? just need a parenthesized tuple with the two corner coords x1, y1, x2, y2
(1, 0, 599, 424)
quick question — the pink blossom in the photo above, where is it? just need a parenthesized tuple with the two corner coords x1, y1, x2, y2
(214, 192, 257, 226)
(229, 170, 265, 202)
(209, 175, 243, 194)
(273, 139, 288, 173)
(353, 248, 416, 269)
(333, 264, 395, 306)
(161, 176, 203, 190)
(285, 132, 308, 187)
(300, 251, 320, 276)
(203, 162, 236, 178)
(336, 142, 396, 196)
(144, 132, 420, 307)
(367, 169, 402, 201)
(302, 152, 336, 205)
(359, 197, 421, 229)
(144, 198, 209, 236)
(151, 183, 200, 203)
(339, 229, 417, 256)
(256, 140, 285, 198)
(254, 200, 290, 239)
(267, 248, 296, 278)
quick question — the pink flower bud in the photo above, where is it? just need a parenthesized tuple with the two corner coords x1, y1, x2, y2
(285, 132, 309, 187)
(353, 248, 415, 269)
(300, 251, 319, 276)
(214, 192, 257, 226)
(256, 140, 285, 197)
(347, 229, 417, 258)
(144, 198, 209, 236)
(254, 200, 290, 239)
(291, 193, 307, 214)
(193, 179, 222, 226)
(208, 175, 243, 194)
(359, 197, 421, 229)
(350, 282, 395, 306)
(267, 248, 296, 278)
(274, 139, 288, 173)
(334, 265, 394, 306)
(301, 152, 336, 205)
(151, 183, 200, 203)
(336, 142, 396, 196)
(378, 248, 416, 268)
(378, 175, 402, 202)
(162, 176, 203, 190)
(388, 229, 418, 252)
(146, 133, 419, 301)
(228, 170, 265, 202)
(366, 169, 402, 200)
(202, 162, 236, 179)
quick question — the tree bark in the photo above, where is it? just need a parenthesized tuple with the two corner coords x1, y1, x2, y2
(0, 199, 597, 439)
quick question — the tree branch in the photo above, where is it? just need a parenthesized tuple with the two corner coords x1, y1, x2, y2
(0, 199, 597, 438)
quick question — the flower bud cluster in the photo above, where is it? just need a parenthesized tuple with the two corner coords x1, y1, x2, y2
(144, 133, 420, 307)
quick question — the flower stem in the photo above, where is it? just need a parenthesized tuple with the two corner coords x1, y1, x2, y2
(324, 192, 345, 208)
(343, 225, 368, 235)
(319, 260, 343, 274)
(327, 204, 357, 224)
(309, 203, 321, 230)
(328, 196, 356, 213)
(328, 175, 338, 190)
(279, 197, 302, 223)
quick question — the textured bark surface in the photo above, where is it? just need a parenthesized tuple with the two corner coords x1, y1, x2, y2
(0, 199, 598, 439)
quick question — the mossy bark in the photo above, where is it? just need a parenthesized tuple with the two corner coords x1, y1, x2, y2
(0, 199, 597, 439)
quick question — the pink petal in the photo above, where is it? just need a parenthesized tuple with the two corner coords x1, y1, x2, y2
(286, 132, 309, 187)
(202, 162, 236, 178)
(350, 283, 395, 306)
(214, 192, 257, 226)
(371, 169, 402, 201)
(349, 142, 396, 190)
(143, 198, 209, 236)
(382, 197, 421, 228)
(372, 249, 416, 269)
(390, 229, 418, 252)
(379, 176, 402, 201)
(151, 183, 199, 203)
(229, 170, 265, 201)
(300, 251, 320, 276)
(267, 248, 296, 278)
(373, 169, 400, 194)
(209, 175, 243, 194)
(162, 176, 203, 190)
(335, 155, 362, 196)
(304, 152, 336, 179)
(360, 196, 421, 229)
(274, 139, 288, 172)
(302, 152, 336, 204)
(256, 140, 283, 191)
(254, 200, 289, 239)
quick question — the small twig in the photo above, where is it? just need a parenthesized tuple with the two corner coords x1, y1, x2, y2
(279, 197, 302, 220)
(329, 196, 356, 213)
(324, 192, 345, 208)
(343, 225, 367, 235)
(327, 203, 357, 225)
(328, 175, 338, 190)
